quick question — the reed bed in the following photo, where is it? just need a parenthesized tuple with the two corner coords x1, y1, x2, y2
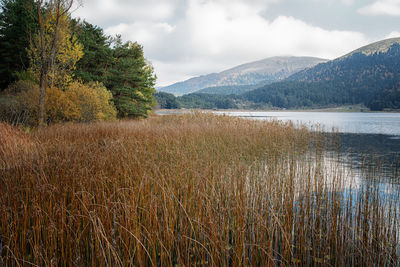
(0, 112, 399, 266)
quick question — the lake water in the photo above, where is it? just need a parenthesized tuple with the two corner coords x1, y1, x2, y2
(215, 111, 400, 186)
(214, 111, 400, 136)
(214, 110, 400, 154)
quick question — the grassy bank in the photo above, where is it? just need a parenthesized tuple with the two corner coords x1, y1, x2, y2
(0, 113, 399, 266)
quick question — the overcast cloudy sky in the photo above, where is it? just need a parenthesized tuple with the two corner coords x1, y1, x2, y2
(73, 0, 400, 86)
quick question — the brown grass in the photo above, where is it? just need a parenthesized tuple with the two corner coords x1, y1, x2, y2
(0, 122, 33, 170)
(0, 112, 399, 266)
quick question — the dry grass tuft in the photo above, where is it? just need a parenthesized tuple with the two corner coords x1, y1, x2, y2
(0, 122, 33, 170)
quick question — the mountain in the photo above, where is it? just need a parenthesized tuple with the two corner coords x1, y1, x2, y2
(159, 56, 327, 96)
(244, 38, 400, 110)
(340, 37, 400, 59)
(195, 84, 263, 95)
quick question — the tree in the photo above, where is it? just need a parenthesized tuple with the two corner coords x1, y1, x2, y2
(63, 81, 117, 122)
(34, 0, 76, 126)
(73, 25, 157, 118)
(73, 20, 112, 84)
(0, 0, 37, 90)
(29, 7, 83, 90)
(107, 40, 156, 118)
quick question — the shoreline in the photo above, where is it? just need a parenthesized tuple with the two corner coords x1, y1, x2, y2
(155, 106, 400, 115)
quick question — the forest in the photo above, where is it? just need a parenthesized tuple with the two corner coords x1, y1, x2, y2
(0, 0, 156, 126)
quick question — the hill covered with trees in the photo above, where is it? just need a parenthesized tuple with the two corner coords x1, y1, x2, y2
(243, 38, 400, 110)
(195, 84, 265, 95)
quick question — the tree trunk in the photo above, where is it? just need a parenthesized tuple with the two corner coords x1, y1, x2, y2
(38, 69, 46, 127)
(36, 0, 75, 126)
(37, 0, 46, 127)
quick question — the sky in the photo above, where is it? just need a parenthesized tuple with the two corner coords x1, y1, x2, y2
(73, 0, 400, 86)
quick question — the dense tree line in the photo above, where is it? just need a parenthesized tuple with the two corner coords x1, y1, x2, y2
(154, 92, 181, 109)
(195, 84, 260, 95)
(0, 0, 156, 125)
(242, 81, 352, 108)
(369, 88, 400, 110)
(178, 93, 237, 109)
(154, 92, 237, 109)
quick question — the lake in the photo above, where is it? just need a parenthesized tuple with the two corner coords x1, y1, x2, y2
(214, 111, 400, 186)
(215, 111, 400, 160)
(214, 111, 400, 136)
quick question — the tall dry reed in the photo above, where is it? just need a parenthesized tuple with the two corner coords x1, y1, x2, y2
(0, 113, 398, 266)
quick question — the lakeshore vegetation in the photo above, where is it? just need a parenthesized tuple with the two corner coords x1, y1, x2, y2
(0, 0, 156, 127)
(1, 112, 399, 266)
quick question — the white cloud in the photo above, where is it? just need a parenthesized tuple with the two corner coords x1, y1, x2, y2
(385, 31, 400, 38)
(73, 0, 180, 26)
(75, 0, 370, 86)
(105, 22, 176, 46)
(341, 0, 355, 6)
(358, 0, 400, 16)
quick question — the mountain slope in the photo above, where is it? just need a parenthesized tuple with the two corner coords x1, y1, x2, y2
(340, 37, 400, 59)
(160, 56, 327, 95)
(244, 38, 400, 110)
(195, 84, 265, 95)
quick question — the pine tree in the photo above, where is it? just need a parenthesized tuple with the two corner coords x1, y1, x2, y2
(107, 39, 156, 118)
(0, 0, 37, 90)
(73, 20, 112, 84)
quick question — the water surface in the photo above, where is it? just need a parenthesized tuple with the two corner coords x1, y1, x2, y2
(215, 111, 400, 136)
(216, 111, 400, 186)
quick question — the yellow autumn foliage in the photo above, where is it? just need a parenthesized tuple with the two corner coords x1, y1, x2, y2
(2, 80, 117, 125)
(65, 81, 117, 122)
(29, 11, 83, 89)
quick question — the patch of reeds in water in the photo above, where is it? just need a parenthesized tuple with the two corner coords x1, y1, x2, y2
(0, 112, 399, 266)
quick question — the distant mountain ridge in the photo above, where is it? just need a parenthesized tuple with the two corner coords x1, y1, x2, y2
(155, 38, 400, 111)
(244, 38, 400, 110)
(288, 37, 400, 83)
(340, 37, 400, 59)
(160, 56, 327, 95)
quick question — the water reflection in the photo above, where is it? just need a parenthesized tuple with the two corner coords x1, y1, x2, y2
(330, 133, 400, 184)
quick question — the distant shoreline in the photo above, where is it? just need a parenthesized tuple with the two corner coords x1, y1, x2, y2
(155, 105, 400, 115)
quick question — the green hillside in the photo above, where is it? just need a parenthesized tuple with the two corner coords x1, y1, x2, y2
(195, 84, 263, 95)
(244, 39, 400, 110)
